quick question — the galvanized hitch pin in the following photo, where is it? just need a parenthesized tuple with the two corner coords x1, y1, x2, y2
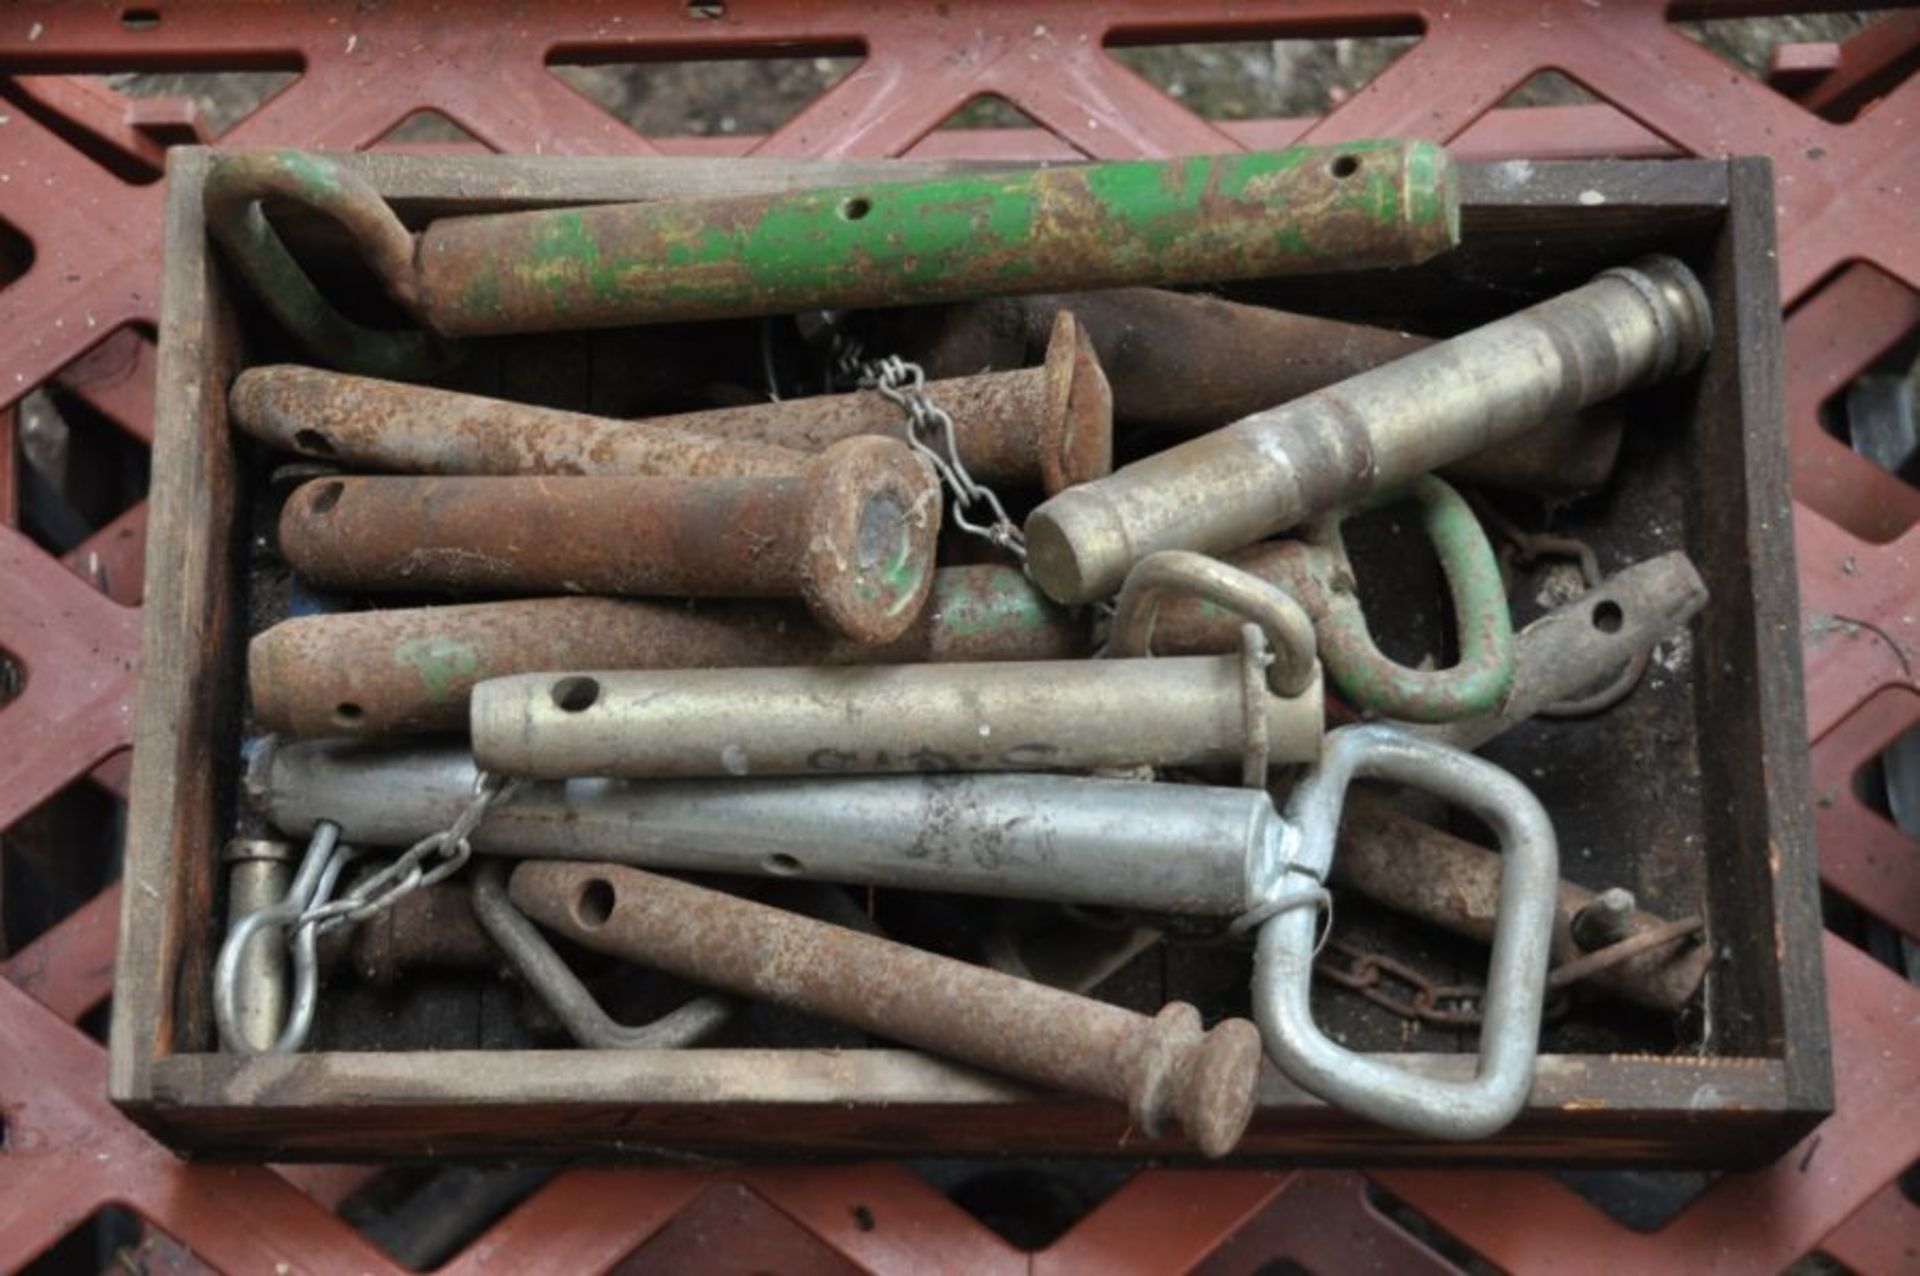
(889, 286, 1624, 500)
(508, 858, 1266, 1158)
(1023, 256, 1714, 603)
(468, 554, 1322, 780)
(203, 143, 1459, 375)
(231, 308, 1109, 495)
(1130, 477, 1516, 722)
(275, 434, 942, 646)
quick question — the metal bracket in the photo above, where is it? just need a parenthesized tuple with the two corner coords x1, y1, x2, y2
(1250, 724, 1558, 1139)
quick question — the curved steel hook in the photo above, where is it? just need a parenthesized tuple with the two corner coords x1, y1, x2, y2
(469, 861, 736, 1049)
(1107, 550, 1318, 697)
(204, 150, 455, 378)
(1250, 724, 1558, 1139)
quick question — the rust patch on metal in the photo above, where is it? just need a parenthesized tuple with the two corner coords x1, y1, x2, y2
(510, 859, 1261, 1157)
(275, 436, 941, 643)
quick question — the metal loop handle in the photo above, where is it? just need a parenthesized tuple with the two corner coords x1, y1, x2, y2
(469, 861, 735, 1049)
(1108, 550, 1318, 697)
(203, 150, 453, 378)
(1251, 724, 1558, 1139)
(1303, 476, 1515, 722)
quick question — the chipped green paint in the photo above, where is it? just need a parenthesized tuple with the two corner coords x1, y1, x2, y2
(394, 636, 484, 704)
(1313, 476, 1514, 722)
(417, 139, 1460, 337)
(928, 569, 1062, 638)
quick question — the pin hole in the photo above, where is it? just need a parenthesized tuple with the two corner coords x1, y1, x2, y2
(293, 429, 336, 457)
(308, 480, 344, 514)
(576, 879, 616, 928)
(333, 702, 364, 725)
(1591, 600, 1624, 633)
(839, 196, 873, 221)
(765, 852, 804, 876)
(1329, 154, 1361, 179)
(552, 676, 601, 712)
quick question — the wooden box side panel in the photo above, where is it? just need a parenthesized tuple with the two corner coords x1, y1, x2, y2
(1685, 157, 1830, 1114)
(110, 147, 247, 1106)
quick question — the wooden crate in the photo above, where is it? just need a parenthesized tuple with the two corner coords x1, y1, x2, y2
(110, 150, 1828, 1165)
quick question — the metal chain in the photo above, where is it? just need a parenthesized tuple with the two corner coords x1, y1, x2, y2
(833, 334, 1029, 563)
(1316, 915, 1705, 1028)
(295, 771, 516, 938)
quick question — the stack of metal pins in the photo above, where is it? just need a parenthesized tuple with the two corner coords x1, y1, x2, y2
(211, 142, 1716, 1153)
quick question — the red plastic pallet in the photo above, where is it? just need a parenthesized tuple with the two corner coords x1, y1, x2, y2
(2, 2, 1915, 1269)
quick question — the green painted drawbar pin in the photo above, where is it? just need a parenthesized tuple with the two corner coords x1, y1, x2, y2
(204, 143, 1459, 371)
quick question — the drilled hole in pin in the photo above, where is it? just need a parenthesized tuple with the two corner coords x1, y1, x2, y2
(575, 879, 615, 928)
(333, 702, 364, 727)
(840, 196, 873, 221)
(1329, 154, 1361, 179)
(308, 480, 344, 515)
(293, 429, 336, 457)
(552, 676, 600, 712)
(1591, 600, 1624, 633)
(765, 852, 804, 877)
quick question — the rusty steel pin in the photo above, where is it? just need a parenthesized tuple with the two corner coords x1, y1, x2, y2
(508, 860, 1264, 1157)
(277, 435, 942, 644)
(231, 366, 811, 480)
(249, 565, 1081, 738)
(641, 310, 1110, 495)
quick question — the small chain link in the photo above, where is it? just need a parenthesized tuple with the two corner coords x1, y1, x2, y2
(1316, 938, 1489, 1027)
(834, 335, 1029, 563)
(294, 772, 516, 938)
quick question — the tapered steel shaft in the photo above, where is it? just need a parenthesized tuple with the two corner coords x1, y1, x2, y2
(277, 436, 941, 644)
(1024, 257, 1713, 603)
(250, 565, 1082, 738)
(509, 860, 1263, 1157)
(231, 367, 810, 480)
(644, 311, 1110, 494)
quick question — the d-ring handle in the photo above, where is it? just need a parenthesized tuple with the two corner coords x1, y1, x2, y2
(1304, 476, 1515, 721)
(1251, 724, 1557, 1139)
(1108, 550, 1318, 696)
(204, 150, 453, 378)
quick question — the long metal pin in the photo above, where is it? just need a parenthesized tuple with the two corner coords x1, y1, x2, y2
(509, 860, 1264, 1157)
(1023, 257, 1713, 603)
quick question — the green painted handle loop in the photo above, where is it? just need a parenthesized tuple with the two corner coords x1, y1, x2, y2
(203, 150, 454, 379)
(1310, 476, 1515, 722)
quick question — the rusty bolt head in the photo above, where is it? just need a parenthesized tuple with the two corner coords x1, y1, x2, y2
(1039, 310, 1115, 495)
(797, 436, 942, 645)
